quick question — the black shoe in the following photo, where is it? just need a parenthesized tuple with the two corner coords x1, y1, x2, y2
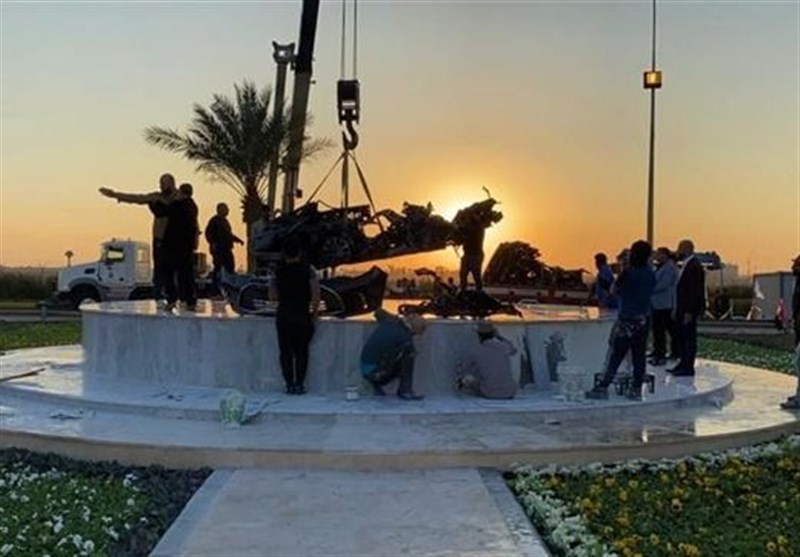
(397, 392, 424, 401)
(294, 385, 307, 395)
(666, 366, 684, 374)
(625, 387, 643, 401)
(670, 369, 695, 377)
(648, 357, 667, 366)
(371, 382, 386, 397)
(285, 385, 295, 395)
(585, 387, 609, 400)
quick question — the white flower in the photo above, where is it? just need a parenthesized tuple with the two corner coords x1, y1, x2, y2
(0, 544, 13, 555)
(83, 539, 95, 553)
(104, 526, 119, 541)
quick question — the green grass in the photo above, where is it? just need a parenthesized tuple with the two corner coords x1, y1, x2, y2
(0, 300, 41, 310)
(698, 335, 795, 375)
(0, 323, 82, 352)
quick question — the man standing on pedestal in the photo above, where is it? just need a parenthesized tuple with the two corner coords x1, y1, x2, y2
(205, 203, 244, 292)
(99, 173, 180, 303)
(668, 239, 705, 377)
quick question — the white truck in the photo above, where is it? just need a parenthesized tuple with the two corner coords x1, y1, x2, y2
(54, 239, 210, 309)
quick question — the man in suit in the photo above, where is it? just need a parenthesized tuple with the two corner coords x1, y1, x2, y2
(649, 247, 679, 366)
(668, 239, 705, 376)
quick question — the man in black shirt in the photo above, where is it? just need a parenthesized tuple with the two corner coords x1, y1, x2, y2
(205, 203, 244, 291)
(157, 184, 199, 311)
(269, 239, 321, 394)
(459, 215, 486, 291)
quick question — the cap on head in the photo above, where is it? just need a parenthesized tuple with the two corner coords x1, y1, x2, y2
(793, 254, 800, 267)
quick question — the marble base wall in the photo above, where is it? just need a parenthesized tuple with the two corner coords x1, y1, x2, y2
(82, 309, 614, 395)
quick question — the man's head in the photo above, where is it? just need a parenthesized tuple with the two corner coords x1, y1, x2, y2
(403, 313, 427, 336)
(677, 239, 695, 259)
(655, 246, 672, 265)
(179, 183, 193, 197)
(792, 255, 800, 276)
(159, 173, 176, 194)
(216, 203, 230, 218)
(628, 240, 652, 269)
(594, 253, 608, 270)
(476, 321, 497, 342)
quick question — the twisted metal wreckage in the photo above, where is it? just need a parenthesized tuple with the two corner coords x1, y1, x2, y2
(222, 195, 507, 318)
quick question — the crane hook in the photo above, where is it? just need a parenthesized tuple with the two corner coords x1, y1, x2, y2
(342, 120, 359, 151)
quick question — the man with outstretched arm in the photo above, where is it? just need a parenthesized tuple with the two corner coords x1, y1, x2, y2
(98, 173, 180, 303)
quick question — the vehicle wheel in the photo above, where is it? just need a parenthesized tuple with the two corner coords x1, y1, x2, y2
(70, 285, 100, 309)
(237, 283, 273, 314)
(319, 286, 345, 317)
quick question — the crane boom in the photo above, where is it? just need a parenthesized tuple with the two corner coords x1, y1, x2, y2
(281, 0, 321, 214)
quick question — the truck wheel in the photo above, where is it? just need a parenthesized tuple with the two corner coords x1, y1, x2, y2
(70, 285, 100, 309)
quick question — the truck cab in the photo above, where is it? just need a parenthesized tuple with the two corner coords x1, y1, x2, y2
(56, 239, 153, 308)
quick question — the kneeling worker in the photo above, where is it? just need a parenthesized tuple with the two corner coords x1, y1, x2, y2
(360, 309, 427, 400)
(455, 322, 518, 399)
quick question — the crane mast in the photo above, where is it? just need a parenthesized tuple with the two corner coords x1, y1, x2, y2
(281, 0, 321, 214)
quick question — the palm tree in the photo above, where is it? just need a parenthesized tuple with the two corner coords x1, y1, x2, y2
(144, 80, 329, 271)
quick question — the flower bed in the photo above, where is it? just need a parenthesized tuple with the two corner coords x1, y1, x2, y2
(507, 436, 800, 557)
(0, 449, 210, 556)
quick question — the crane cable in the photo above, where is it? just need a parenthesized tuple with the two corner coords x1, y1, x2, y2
(340, 0, 358, 79)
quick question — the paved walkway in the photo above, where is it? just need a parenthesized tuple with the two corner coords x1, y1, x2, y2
(151, 468, 549, 557)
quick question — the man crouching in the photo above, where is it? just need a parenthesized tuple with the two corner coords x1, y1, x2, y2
(455, 322, 518, 399)
(360, 309, 427, 401)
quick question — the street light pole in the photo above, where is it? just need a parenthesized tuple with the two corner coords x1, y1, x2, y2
(644, 0, 661, 246)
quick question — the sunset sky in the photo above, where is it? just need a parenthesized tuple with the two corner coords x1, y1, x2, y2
(1, 1, 798, 274)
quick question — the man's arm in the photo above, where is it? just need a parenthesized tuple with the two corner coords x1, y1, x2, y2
(99, 188, 162, 205)
(309, 266, 321, 317)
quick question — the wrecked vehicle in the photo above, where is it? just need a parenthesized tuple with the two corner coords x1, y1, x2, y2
(227, 193, 502, 318)
(398, 268, 521, 319)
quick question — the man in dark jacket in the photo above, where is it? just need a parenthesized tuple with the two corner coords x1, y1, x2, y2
(780, 255, 800, 410)
(668, 239, 705, 377)
(792, 255, 800, 346)
(158, 183, 199, 311)
(360, 309, 427, 400)
(205, 203, 244, 291)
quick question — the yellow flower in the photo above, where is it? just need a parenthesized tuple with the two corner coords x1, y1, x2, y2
(616, 513, 631, 528)
(678, 542, 701, 556)
(605, 477, 617, 487)
(649, 534, 660, 545)
(628, 479, 639, 489)
(767, 541, 777, 554)
(671, 498, 684, 512)
(619, 489, 629, 502)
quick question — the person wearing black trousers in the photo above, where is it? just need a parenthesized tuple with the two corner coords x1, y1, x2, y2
(668, 239, 706, 377)
(158, 183, 199, 311)
(269, 239, 320, 395)
(649, 247, 679, 366)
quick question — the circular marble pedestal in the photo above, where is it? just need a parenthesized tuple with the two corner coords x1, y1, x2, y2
(81, 300, 616, 396)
